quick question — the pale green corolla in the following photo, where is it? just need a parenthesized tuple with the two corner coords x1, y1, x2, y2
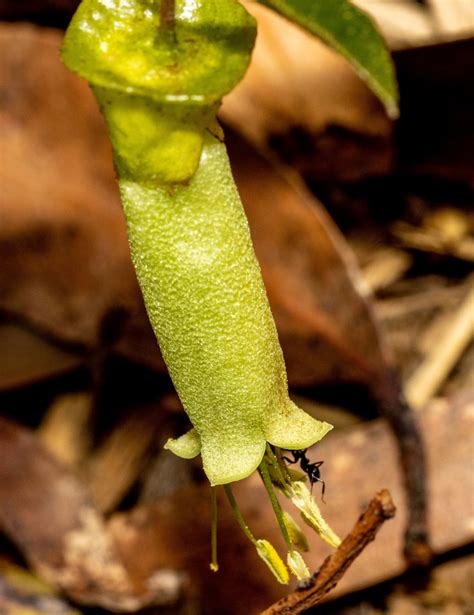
(119, 133, 332, 486)
(63, 0, 332, 486)
(62, 0, 338, 581)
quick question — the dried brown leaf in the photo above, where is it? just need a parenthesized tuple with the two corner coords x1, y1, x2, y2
(0, 560, 81, 615)
(228, 131, 393, 388)
(221, 1, 394, 182)
(0, 416, 184, 611)
(0, 23, 164, 375)
(0, 324, 82, 391)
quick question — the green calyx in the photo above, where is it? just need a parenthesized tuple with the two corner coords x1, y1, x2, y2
(61, 0, 256, 106)
(62, 0, 255, 183)
(95, 87, 220, 183)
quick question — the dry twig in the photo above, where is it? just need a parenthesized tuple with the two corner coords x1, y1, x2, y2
(261, 490, 396, 615)
(405, 282, 474, 410)
(374, 377, 431, 567)
(160, 0, 175, 30)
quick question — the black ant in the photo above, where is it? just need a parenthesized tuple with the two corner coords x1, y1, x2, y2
(283, 449, 326, 500)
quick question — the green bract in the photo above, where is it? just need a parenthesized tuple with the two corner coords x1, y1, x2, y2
(62, 0, 332, 487)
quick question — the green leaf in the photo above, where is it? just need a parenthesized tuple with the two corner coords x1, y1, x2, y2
(257, 0, 399, 118)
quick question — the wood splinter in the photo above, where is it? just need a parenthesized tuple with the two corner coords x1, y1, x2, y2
(261, 490, 396, 615)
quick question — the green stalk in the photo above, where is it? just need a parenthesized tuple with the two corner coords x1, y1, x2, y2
(210, 486, 219, 571)
(265, 444, 290, 495)
(275, 446, 293, 484)
(223, 484, 257, 545)
(259, 460, 292, 551)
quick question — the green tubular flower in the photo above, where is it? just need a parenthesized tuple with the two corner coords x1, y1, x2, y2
(62, 0, 332, 487)
(121, 130, 332, 485)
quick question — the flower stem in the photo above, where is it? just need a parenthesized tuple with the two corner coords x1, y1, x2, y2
(260, 460, 293, 552)
(210, 486, 219, 571)
(266, 444, 290, 495)
(275, 446, 292, 483)
(224, 484, 257, 545)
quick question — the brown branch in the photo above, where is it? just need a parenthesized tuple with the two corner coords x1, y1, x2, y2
(261, 490, 396, 615)
(374, 374, 432, 567)
(160, 0, 175, 30)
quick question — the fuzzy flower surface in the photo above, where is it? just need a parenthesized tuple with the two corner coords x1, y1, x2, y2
(62, 0, 332, 486)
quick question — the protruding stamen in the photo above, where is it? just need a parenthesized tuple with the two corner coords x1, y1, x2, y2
(210, 486, 219, 572)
